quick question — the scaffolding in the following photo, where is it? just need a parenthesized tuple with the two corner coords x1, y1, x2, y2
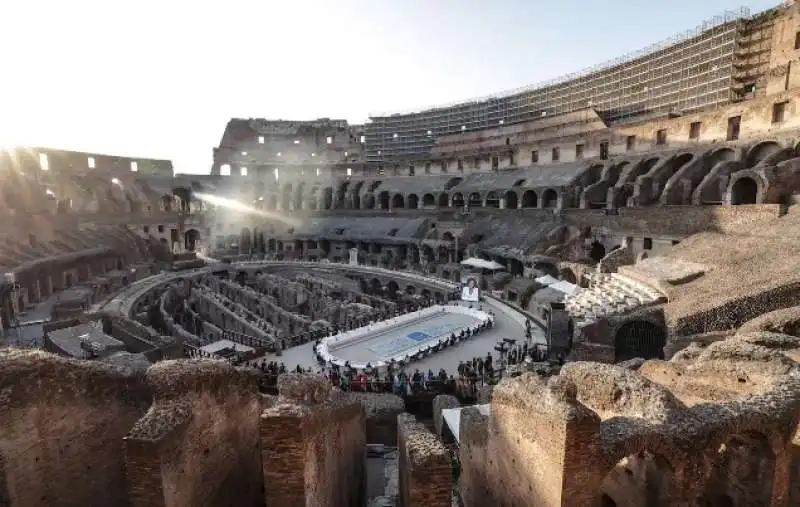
(365, 7, 756, 161)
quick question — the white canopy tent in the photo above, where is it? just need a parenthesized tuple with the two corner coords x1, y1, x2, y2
(460, 257, 505, 271)
(535, 274, 559, 286)
(441, 404, 492, 445)
(549, 280, 580, 295)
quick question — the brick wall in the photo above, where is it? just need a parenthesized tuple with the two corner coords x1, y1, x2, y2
(124, 360, 264, 507)
(460, 375, 603, 506)
(261, 378, 367, 507)
(0, 349, 150, 507)
(397, 413, 452, 507)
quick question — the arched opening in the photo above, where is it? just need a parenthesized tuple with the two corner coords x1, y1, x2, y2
(387, 280, 399, 298)
(614, 321, 667, 362)
(240, 228, 252, 253)
(442, 232, 455, 242)
(701, 431, 776, 507)
(407, 193, 419, 209)
(485, 191, 501, 208)
(363, 194, 375, 209)
(267, 238, 277, 251)
(369, 278, 382, 294)
(452, 192, 465, 208)
(601, 451, 673, 507)
(282, 183, 293, 210)
(378, 191, 390, 209)
(589, 241, 606, 263)
(542, 189, 558, 208)
(172, 187, 192, 213)
(559, 268, 578, 285)
(405, 285, 416, 295)
(322, 187, 334, 209)
(444, 177, 463, 191)
(730, 176, 759, 205)
(521, 190, 538, 208)
(421, 289, 431, 299)
(391, 193, 405, 209)
(746, 141, 782, 168)
(467, 192, 482, 207)
(184, 229, 200, 252)
(437, 193, 449, 207)
(504, 190, 518, 209)
(294, 182, 305, 210)
(422, 193, 436, 207)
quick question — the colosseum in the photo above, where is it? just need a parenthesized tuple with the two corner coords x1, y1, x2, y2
(3, 3, 800, 507)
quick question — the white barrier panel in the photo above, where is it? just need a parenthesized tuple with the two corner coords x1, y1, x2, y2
(316, 304, 492, 370)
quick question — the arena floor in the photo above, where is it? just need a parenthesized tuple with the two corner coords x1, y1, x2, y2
(328, 309, 481, 365)
(263, 299, 545, 374)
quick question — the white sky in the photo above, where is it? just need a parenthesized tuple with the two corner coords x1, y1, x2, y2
(0, 0, 778, 174)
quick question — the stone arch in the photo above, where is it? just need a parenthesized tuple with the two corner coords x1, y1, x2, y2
(521, 190, 538, 208)
(422, 193, 436, 207)
(614, 320, 667, 362)
(485, 191, 501, 208)
(421, 289, 431, 299)
(442, 231, 455, 242)
(405, 285, 416, 295)
(746, 141, 783, 168)
(350, 181, 365, 209)
(700, 431, 776, 506)
(730, 176, 759, 205)
(542, 189, 558, 208)
(387, 280, 399, 296)
(322, 187, 334, 210)
(452, 192, 465, 207)
(467, 192, 482, 207)
(504, 190, 518, 209)
(601, 451, 673, 506)
(293, 182, 305, 210)
(391, 193, 405, 209)
(559, 267, 578, 284)
(378, 191, 390, 209)
(363, 194, 376, 209)
(444, 177, 463, 190)
(437, 193, 449, 207)
(184, 229, 199, 252)
(369, 278, 382, 293)
(709, 147, 737, 166)
(240, 228, 252, 253)
(407, 193, 419, 209)
(281, 183, 293, 211)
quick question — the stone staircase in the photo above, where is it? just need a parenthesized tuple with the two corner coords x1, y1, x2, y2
(565, 272, 666, 321)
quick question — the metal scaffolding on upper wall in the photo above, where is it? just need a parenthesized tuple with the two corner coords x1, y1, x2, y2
(364, 6, 763, 161)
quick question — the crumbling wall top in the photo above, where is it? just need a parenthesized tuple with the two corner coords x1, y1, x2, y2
(398, 413, 449, 468)
(560, 362, 685, 423)
(0, 348, 147, 407)
(146, 359, 259, 398)
(492, 373, 599, 424)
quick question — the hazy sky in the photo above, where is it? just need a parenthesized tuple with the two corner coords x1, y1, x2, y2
(0, 0, 779, 174)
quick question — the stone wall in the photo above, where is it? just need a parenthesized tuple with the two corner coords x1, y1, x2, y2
(459, 374, 602, 507)
(0, 349, 151, 507)
(124, 360, 264, 507)
(562, 204, 783, 238)
(341, 392, 405, 446)
(260, 375, 366, 507)
(432, 395, 460, 438)
(397, 413, 452, 507)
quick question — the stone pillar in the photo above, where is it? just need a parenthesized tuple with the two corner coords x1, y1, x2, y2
(397, 413, 452, 507)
